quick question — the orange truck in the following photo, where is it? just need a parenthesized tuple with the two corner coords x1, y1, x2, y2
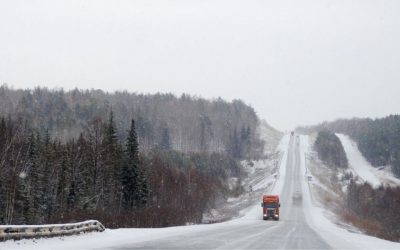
(261, 195, 280, 220)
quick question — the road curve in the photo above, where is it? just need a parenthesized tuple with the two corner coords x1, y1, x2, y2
(109, 135, 331, 250)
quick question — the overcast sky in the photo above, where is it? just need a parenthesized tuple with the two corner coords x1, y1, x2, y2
(1, 0, 399, 130)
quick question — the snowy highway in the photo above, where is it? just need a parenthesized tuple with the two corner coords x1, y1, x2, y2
(108, 135, 330, 249)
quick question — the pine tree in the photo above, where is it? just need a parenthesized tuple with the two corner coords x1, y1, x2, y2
(229, 128, 241, 159)
(122, 119, 149, 210)
(160, 126, 171, 150)
(101, 111, 123, 211)
(30, 132, 48, 223)
(26, 133, 38, 224)
(56, 145, 68, 217)
(106, 111, 118, 147)
(42, 129, 54, 220)
(122, 119, 139, 210)
(136, 166, 149, 208)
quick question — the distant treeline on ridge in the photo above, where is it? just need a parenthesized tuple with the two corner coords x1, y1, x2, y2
(0, 85, 264, 159)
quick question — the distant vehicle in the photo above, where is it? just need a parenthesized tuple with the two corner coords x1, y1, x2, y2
(292, 191, 302, 205)
(307, 175, 313, 181)
(261, 195, 280, 220)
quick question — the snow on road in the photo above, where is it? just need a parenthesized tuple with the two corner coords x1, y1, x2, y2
(337, 134, 382, 187)
(271, 134, 290, 195)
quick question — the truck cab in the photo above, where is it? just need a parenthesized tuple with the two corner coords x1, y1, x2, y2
(261, 195, 280, 220)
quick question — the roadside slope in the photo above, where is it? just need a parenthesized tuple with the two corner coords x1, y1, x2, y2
(301, 135, 400, 249)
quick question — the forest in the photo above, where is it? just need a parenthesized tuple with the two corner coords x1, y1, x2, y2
(0, 86, 263, 227)
(313, 130, 348, 168)
(299, 115, 400, 177)
(346, 180, 400, 241)
(0, 85, 264, 159)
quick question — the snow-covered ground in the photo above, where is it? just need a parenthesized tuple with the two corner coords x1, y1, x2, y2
(337, 134, 381, 187)
(337, 133, 400, 187)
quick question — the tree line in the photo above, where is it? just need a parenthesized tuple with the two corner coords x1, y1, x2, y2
(0, 85, 264, 159)
(0, 113, 148, 226)
(0, 113, 243, 227)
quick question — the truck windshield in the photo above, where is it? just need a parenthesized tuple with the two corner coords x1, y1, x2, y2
(263, 203, 277, 208)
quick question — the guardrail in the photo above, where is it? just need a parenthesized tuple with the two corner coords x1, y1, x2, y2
(0, 220, 105, 242)
(269, 149, 285, 192)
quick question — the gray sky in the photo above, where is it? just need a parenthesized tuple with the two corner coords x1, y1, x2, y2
(1, 0, 400, 130)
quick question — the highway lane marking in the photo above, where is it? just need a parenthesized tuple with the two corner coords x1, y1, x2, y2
(213, 222, 283, 250)
(281, 226, 297, 249)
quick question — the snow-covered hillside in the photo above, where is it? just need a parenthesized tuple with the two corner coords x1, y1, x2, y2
(257, 120, 283, 155)
(337, 134, 400, 187)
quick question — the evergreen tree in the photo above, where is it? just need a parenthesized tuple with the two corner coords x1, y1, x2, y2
(160, 126, 171, 150)
(42, 129, 54, 220)
(101, 111, 123, 211)
(106, 111, 118, 147)
(29, 133, 48, 223)
(122, 119, 149, 210)
(55, 145, 68, 217)
(240, 126, 251, 158)
(135, 168, 149, 208)
(229, 128, 241, 159)
(122, 119, 139, 210)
